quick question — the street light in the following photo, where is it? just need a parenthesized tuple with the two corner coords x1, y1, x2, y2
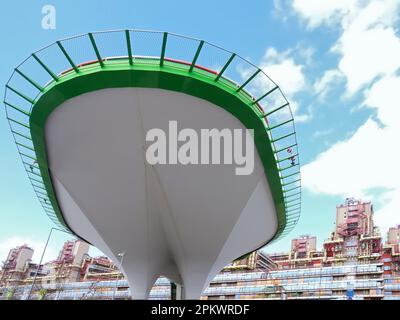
(27, 227, 74, 300)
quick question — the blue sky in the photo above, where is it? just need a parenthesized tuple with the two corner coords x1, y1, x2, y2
(1, 0, 399, 262)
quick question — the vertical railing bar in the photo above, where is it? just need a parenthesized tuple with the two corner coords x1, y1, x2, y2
(215, 53, 235, 82)
(252, 86, 279, 105)
(28, 176, 44, 185)
(262, 102, 289, 118)
(26, 170, 42, 178)
(32, 184, 46, 191)
(34, 190, 49, 197)
(44, 213, 58, 219)
(88, 33, 104, 67)
(286, 205, 300, 214)
(280, 163, 299, 171)
(281, 171, 300, 180)
(282, 178, 301, 187)
(4, 101, 31, 116)
(285, 192, 302, 199)
(7, 118, 30, 129)
(236, 69, 261, 92)
(285, 203, 301, 209)
(283, 185, 301, 193)
(275, 143, 297, 154)
(40, 199, 53, 207)
(16, 142, 34, 151)
(268, 119, 294, 131)
(56, 41, 79, 73)
(32, 53, 59, 82)
(20, 152, 36, 161)
(125, 30, 133, 66)
(278, 153, 298, 163)
(189, 40, 204, 73)
(23, 160, 39, 168)
(22, 161, 40, 172)
(14, 69, 44, 92)
(5, 85, 35, 104)
(284, 191, 301, 199)
(271, 132, 295, 143)
(44, 212, 58, 218)
(286, 210, 301, 215)
(12, 130, 32, 141)
(160, 32, 168, 67)
(41, 204, 55, 211)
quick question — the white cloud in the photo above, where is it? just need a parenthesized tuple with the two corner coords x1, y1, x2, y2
(374, 189, 400, 231)
(273, 0, 289, 22)
(303, 119, 394, 195)
(251, 47, 312, 122)
(264, 58, 305, 96)
(363, 75, 400, 126)
(289, 100, 313, 123)
(0, 236, 58, 265)
(297, 46, 315, 65)
(314, 69, 344, 99)
(335, 3, 400, 94)
(294, 113, 312, 123)
(292, 0, 358, 29)
(303, 75, 400, 231)
(313, 128, 334, 139)
(290, 0, 400, 231)
(260, 47, 306, 96)
(338, 24, 400, 94)
(293, 0, 400, 94)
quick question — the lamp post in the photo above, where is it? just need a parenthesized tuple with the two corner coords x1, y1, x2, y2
(26, 227, 74, 300)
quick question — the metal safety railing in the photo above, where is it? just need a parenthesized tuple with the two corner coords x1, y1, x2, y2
(4, 29, 301, 240)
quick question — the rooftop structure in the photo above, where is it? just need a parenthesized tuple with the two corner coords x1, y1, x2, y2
(2, 244, 33, 272)
(335, 198, 374, 238)
(387, 225, 400, 245)
(56, 240, 89, 266)
(291, 235, 317, 259)
(0, 245, 34, 287)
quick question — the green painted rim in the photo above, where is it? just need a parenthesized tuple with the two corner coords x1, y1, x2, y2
(4, 30, 301, 245)
(29, 58, 286, 245)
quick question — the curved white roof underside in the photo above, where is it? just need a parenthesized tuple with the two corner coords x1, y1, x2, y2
(45, 88, 278, 299)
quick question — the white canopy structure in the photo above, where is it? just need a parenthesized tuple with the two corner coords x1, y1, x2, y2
(4, 30, 301, 299)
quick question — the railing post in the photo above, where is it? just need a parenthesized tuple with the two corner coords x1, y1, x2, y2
(160, 32, 168, 67)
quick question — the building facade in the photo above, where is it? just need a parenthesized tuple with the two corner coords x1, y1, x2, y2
(1, 198, 400, 300)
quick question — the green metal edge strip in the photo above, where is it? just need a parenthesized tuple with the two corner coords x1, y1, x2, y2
(29, 59, 287, 244)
